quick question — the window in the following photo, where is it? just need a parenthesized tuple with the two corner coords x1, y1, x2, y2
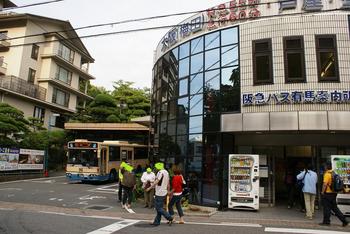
(28, 68, 36, 83)
(52, 88, 70, 107)
(56, 66, 72, 84)
(283, 36, 306, 82)
(33, 106, 45, 122)
(109, 146, 120, 161)
(58, 43, 74, 63)
(0, 31, 8, 40)
(315, 35, 339, 82)
(31, 44, 39, 60)
(253, 39, 273, 85)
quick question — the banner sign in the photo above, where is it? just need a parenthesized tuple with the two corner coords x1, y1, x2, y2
(0, 148, 44, 171)
(242, 90, 350, 106)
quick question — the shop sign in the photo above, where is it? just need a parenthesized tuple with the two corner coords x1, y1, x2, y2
(160, 0, 261, 52)
(242, 90, 350, 106)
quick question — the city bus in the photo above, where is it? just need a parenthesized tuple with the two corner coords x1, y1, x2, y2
(66, 139, 149, 182)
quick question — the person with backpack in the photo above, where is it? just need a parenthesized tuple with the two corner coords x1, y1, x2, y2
(121, 163, 136, 209)
(320, 162, 348, 227)
(296, 164, 317, 219)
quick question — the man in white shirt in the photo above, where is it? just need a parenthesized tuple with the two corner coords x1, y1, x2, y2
(146, 162, 173, 226)
(296, 164, 318, 219)
(141, 167, 155, 208)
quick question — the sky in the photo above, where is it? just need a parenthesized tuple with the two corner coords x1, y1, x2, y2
(12, 0, 226, 90)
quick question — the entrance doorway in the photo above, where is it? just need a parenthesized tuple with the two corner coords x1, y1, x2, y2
(274, 146, 315, 208)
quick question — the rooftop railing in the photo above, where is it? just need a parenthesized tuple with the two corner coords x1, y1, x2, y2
(0, 75, 47, 101)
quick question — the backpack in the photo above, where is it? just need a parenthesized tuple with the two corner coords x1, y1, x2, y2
(122, 171, 136, 188)
(331, 172, 344, 192)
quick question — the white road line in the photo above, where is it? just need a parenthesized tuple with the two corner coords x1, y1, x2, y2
(0, 208, 15, 211)
(38, 211, 123, 220)
(265, 227, 350, 234)
(86, 219, 139, 234)
(125, 207, 135, 214)
(0, 188, 22, 191)
(186, 221, 262, 227)
(0, 175, 65, 185)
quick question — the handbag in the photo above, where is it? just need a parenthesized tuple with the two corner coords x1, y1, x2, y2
(296, 170, 307, 191)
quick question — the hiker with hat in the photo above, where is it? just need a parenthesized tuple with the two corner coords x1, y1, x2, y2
(146, 162, 174, 226)
(121, 163, 136, 209)
(141, 167, 155, 208)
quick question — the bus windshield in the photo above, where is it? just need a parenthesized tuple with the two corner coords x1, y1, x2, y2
(68, 149, 98, 167)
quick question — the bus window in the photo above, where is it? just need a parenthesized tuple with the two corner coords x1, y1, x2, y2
(109, 146, 120, 161)
(127, 150, 133, 161)
(121, 150, 127, 161)
(134, 148, 148, 159)
(68, 149, 98, 167)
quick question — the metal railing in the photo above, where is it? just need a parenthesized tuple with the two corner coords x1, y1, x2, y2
(0, 33, 9, 40)
(0, 75, 47, 101)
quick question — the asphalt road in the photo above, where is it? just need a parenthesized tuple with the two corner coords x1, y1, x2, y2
(0, 176, 349, 234)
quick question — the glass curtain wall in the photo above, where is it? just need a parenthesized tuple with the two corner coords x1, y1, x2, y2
(151, 26, 240, 206)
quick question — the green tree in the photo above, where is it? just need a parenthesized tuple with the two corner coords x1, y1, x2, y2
(112, 80, 150, 121)
(89, 93, 119, 122)
(0, 103, 29, 146)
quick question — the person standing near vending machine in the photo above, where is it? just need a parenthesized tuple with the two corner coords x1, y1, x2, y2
(320, 162, 348, 227)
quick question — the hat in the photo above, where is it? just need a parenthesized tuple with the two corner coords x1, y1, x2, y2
(154, 162, 164, 170)
(124, 163, 134, 172)
(146, 167, 152, 173)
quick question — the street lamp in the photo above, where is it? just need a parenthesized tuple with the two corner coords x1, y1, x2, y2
(44, 113, 60, 177)
(117, 103, 127, 115)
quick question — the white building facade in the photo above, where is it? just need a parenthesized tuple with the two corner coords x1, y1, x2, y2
(152, 0, 350, 207)
(0, 13, 95, 128)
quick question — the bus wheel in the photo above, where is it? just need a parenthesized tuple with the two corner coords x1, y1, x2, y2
(109, 170, 117, 182)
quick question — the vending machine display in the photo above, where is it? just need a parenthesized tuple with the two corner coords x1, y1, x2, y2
(228, 154, 259, 210)
(331, 155, 350, 216)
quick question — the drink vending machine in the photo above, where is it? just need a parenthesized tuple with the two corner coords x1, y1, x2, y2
(331, 155, 350, 216)
(228, 154, 259, 210)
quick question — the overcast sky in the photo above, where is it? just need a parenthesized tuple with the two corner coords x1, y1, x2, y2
(12, 0, 225, 90)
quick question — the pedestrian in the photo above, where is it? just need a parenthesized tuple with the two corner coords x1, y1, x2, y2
(121, 163, 136, 209)
(319, 162, 348, 227)
(295, 166, 306, 213)
(296, 164, 317, 219)
(285, 168, 296, 209)
(141, 167, 155, 208)
(146, 162, 173, 226)
(118, 161, 127, 202)
(168, 168, 185, 224)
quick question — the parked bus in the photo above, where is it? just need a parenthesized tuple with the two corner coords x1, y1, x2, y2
(66, 139, 149, 182)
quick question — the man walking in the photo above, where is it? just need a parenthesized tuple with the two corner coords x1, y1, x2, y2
(146, 162, 173, 226)
(320, 162, 348, 227)
(141, 167, 155, 208)
(296, 164, 317, 219)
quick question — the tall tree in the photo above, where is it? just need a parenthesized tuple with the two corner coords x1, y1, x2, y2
(88, 93, 120, 122)
(0, 103, 29, 146)
(112, 80, 150, 121)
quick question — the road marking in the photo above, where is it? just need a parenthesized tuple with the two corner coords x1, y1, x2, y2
(0, 188, 22, 191)
(265, 227, 350, 234)
(49, 198, 57, 201)
(0, 208, 15, 211)
(79, 195, 106, 200)
(186, 221, 261, 227)
(125, 207, 135, 214)
(88, 184, 118, 194)
(0, 175, 65, 185)
(86, 219, 139, 234)
(38, 211, 123, 220)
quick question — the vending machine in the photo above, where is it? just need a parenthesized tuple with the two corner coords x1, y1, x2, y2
(331, 155, 350, 216)
(228, 154, 259, 210)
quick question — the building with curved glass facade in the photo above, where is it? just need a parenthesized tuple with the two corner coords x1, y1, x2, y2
(151, 0, 350, 208)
